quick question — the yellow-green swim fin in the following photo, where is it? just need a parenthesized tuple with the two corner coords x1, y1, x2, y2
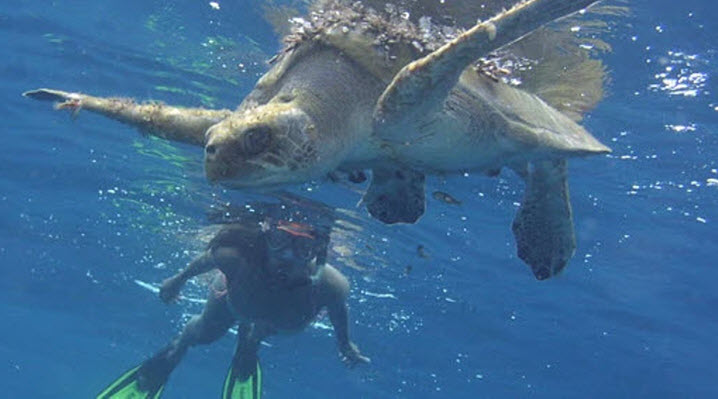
(97, 345, 180, 399)
(96, 364, 165, 399)
(222, 358, 262, 399)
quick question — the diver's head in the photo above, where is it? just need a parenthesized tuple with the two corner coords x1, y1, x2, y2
(263, 220, 321, 286)
(204, 103, 319, 188)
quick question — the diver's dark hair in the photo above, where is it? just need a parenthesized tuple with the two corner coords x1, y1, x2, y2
(207, 222, 330, 266)
(208, 224, 268, 274)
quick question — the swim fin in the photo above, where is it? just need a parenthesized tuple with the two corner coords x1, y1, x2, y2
(96, 364, 165, 399)
(97, 345, 180, 399)
(222, 357, 262, 399)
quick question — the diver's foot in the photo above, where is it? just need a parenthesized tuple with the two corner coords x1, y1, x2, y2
(96, 345, 184, 399)
(136, 345, 185, 392)
(223, 354, 262, 399)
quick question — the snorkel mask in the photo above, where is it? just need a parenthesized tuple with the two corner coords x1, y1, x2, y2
(265, 221, 317, 259)
(262, 220, 321, 288)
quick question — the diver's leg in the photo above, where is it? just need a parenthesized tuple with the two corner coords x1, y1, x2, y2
(234, 323, 273, 378)
(222, 323, 273, 399)
(23, 88, 231, 146)
(98, 273, 235, 398)
(139, 272, 235, 390)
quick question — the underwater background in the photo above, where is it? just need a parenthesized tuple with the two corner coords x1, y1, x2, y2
(1, 0, 717, 398)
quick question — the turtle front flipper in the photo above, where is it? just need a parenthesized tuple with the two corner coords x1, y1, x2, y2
(373, 0, 600, 139)
(511, 159, 576, 280)
(23, 88, 232, 146)
(362, 166, 425, 224)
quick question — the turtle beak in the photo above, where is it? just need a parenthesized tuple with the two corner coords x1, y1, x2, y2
(205, 132, 247, 182)
(204, 137, 265, 186)
(204, 139, 229, 182)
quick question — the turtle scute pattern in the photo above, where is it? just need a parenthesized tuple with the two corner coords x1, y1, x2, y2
(266, 0, 623, 120)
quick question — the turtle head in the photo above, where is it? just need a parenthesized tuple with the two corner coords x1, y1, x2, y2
(204, 103, 318, 187)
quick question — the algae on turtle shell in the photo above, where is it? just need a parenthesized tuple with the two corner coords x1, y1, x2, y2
(264, 0, 627, 120)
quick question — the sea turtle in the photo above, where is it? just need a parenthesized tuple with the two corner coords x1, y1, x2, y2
(25, 0, 614, 280)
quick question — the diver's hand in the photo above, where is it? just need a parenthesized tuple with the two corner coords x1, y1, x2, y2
(339, 342, 371, 368)
(159, 275, 185, 303)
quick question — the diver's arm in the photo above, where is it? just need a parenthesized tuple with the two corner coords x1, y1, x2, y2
(23, 88, 232, 146)
(159, 251, 216, 303)
(323, 266, 371, 367)
(327, 300, 370, 367)
(328, 300, 351, 348)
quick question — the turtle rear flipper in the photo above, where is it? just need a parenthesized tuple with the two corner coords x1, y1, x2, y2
(512, 160, 576, 280)
(373, 0, 600, 138)
(362, 166, 425, 224)
(463, 71, 611, 157)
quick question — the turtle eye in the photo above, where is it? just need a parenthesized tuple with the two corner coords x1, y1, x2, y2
(240, 126, 271, 156)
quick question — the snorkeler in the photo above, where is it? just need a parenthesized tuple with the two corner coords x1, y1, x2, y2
(97, 219, 369, 399)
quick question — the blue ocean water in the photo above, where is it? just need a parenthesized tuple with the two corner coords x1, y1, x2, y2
(1, 0, 717, 398)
